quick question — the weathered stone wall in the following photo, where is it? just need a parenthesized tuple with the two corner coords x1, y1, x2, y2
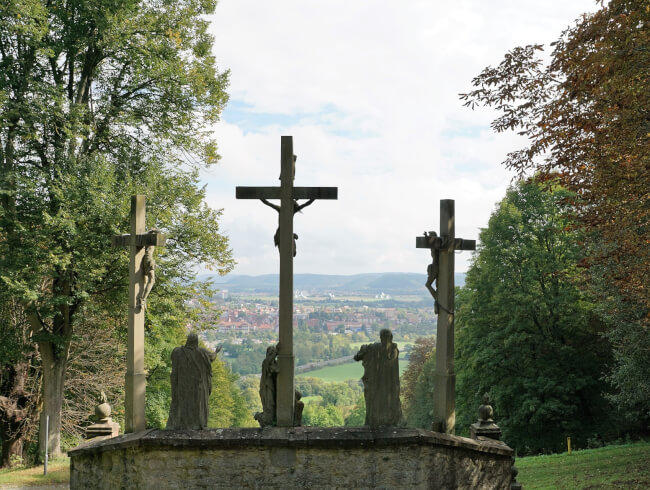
(69, 427, 513, 489)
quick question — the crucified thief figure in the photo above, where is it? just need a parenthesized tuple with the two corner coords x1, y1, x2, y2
(424, 231, 440, 314)
(260, 155, 315, 257)
(138, 229, 158, 310)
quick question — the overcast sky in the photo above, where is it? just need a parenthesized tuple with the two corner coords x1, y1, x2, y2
(203, 0, 598, 276)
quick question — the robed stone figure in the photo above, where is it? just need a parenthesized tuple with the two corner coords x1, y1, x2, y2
(167, 333, 221, 430)
(354, 329, 404, 426)
(255, 343, 279, 427)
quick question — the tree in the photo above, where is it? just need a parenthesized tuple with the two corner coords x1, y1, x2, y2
(0, 0, 232, 457)
(302, 403, 345, 427)
(344, 396, 365, 426)
(401, 336, 436, 429)
(455, 180, 612, 454)
(460, 0, 649, 420)
(208, 358, 256, 428)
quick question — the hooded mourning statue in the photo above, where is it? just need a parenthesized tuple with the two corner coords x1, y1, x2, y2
(166, 333, 221, 430)
(354, 328, 404, 426)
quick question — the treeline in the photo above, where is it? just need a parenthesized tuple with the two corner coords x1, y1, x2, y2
(445, 0, 648, 455)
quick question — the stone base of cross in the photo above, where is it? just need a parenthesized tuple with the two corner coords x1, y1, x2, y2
(112, 195, 166, 433)
(236, 136, 337, 426)
(416, 199, 475, 435)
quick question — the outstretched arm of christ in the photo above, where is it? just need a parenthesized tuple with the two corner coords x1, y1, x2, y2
(260, 198, 281, 212)
(294, 199, 315, 213)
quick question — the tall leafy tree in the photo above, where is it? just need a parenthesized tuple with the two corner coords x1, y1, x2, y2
(401, 336, 435, 428)
(0, 0, 232, 457)
(460, 0, 649, 420)
(456, 180, 612, 454)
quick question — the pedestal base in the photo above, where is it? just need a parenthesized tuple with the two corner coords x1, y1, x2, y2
(69, 427, 514, 489)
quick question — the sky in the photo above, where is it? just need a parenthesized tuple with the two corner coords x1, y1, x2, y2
(204, 0, 598, 277)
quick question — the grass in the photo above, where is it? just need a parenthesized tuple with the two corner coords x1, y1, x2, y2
(517, 441, 650, 489)
(298, 359, 410, 382)
(0, 456, 69, 488)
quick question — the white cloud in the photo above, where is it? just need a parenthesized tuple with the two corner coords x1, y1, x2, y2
(204, 0, 598, 275)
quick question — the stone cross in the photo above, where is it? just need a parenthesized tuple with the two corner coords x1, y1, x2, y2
(112, 195, 166, 433)
(236, 136, 337, 426)
(416, 199, 475, 434)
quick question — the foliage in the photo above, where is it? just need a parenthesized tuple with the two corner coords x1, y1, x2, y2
(460, 0, 649, 421)
(208, 358, 256, 428)
(302, 403, 345, 427)
(0, 0, 233, 456)
(295, 377, 362, 407)
(344, 396, 365, 426)
(455, 180, 612, 454)
(401, 336, 435, 428)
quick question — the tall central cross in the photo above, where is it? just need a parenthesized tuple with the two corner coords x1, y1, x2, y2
(236, 136, 337, 426)
(416, 199, 475, 435)
(112, 195, 166, 433)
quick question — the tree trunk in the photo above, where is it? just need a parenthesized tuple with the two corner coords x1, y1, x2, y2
(0, 360, 34, 468)
(0, 431, 23, 468)
(37, 341, 68, 460)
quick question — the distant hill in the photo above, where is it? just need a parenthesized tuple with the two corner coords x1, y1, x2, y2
(199, 272, 467, 295)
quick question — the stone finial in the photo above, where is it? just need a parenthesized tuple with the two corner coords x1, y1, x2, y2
(478, 393, 494, 422)
(470, 392, 502, 441)
(86, 391, 120, 439)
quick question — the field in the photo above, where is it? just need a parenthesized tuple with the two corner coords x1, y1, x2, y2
(298, 359, 410, 382)
(516, 441, 650, 489)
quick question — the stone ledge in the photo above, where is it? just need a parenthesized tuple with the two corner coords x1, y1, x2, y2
(68, 426, 512, 457)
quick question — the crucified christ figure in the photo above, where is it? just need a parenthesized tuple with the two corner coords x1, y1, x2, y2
(424, 231, 440, 314)
(260, 198, 315, 257)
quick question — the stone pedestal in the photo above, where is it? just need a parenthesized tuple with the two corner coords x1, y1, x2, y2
(470, 421, 503, 441)
(85, 395, 120, 440)
(69, 427, 514, 489)
(470, 393, 502, 441)
(85, 420, 120, 439)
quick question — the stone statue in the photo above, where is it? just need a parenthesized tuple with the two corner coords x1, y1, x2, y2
(138, 229, 158, 309)
(424, 231, 440, 314)
(166, 333, 222, 430)
(254, 343, 279, 427)
(293, 390, 304, 427)
(354, 329, 404, 426)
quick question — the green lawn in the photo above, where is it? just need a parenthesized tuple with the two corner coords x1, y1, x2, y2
(298, 359, 410, 382)
(0, 456, 70, 488)
(517, 441, 650, 489)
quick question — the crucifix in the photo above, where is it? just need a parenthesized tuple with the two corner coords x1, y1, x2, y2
(416, 199, 475, 435)
(112, 195, 166, 433)
(236, 136, 337, 426)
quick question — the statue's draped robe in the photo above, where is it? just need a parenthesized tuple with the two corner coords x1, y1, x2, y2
(257, 354, 278, 426)
(167, 345, 216, 430)
(356, 342, 403, 426)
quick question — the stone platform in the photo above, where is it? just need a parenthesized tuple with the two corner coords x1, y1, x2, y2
(68, 427, 514, 489)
